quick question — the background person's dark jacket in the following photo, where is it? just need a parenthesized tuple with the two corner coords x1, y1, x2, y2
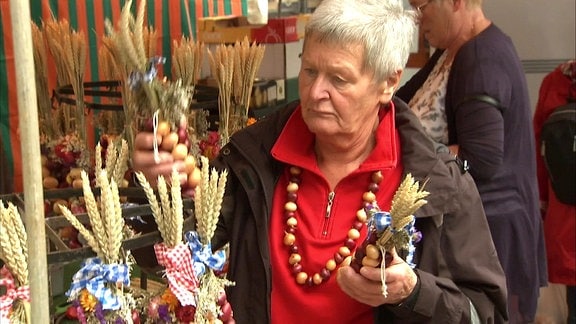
(210, 98, 508, 323)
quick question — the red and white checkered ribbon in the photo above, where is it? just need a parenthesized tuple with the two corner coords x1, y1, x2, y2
(0, 266, 30, 322)
(154, 243, 199, 306)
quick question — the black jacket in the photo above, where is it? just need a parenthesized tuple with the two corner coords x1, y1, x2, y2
(210, 98, 508, 323)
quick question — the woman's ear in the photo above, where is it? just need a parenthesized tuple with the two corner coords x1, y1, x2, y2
(378, 70, 403, 104)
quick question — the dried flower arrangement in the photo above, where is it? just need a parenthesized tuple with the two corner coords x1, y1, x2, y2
(58, 167, 135, 323)
(351, 173, 429, 296)
(0, 201, 31, 323)
(104, 0, 201, 191)
(54, 138, 138, 323)
(42, 17, 88, 148)
(134, 155, 234, 323)
(207, 37, 265, 146)
(32, 21, 58, 140)
(33, 18, 92, 223)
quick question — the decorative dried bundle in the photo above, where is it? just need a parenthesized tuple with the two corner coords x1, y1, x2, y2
(191, 156, 234, 323)
(97, 37, 127, 136)
(105, 0, 191, 155)
(375, 173, 428, 296)
(95, 138, 130, 188)
(207, 43, 235, 145)
(208, 37, 265, 145)
(232, 37, 265, 122)
(32, 21, 58, 139)
(0, 200, 31, 323)
(135, 169, 184, 248)
(194, 156, 228, 245)
(43, 18, 88, 146)
(59, 165, 135, 322)
(380, 173, 429, 249)
(59, 170, 126, 264)
(172, 36, 205, 88)
(0, 202, 29, 287)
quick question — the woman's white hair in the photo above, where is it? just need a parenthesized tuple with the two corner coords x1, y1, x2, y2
(305, 0, 417, 83)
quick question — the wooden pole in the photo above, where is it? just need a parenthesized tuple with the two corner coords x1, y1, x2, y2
(9, 0, 50, 322)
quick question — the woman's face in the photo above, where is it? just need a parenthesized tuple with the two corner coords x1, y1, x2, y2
(298, 36, 396, 139)
(414, 0, 458, 49)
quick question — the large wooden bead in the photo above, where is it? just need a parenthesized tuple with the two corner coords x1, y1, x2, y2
(286, 217, 297, 227)
(348, 228, 360, 240)
(287, 182, 299, 193)
(326, 259, 337, 271)
(356, 209, 368, 222)
(362, 256, 380, 267)
(289, 253, 302, 265)
(283, 233, 295, 246)
(320, 268, 330, 279)
(296, 272, 308, 285)
(313, 273, 323, 285)
(338, 246, 351, 257)
(285, 201, 297, 212)
(291, 263, 303, 275)
(362, 191, 376, 203)
(365, 244, 381, 260)
(372, 171, 383, 183)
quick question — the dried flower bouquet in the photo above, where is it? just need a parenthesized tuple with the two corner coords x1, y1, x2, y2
(351, 173, 429, 296)
(135, 155, 234, 323)
(0, 201, 31, 323)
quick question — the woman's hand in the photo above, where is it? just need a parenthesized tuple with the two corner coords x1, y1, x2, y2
(336, 247, 418, 306)
(132, 131, 192, 195)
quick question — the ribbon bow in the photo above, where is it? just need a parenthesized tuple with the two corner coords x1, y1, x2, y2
(128, 56, 166, 90)
(371, 211, 418, 267)
(0, 267, 30, 322)
(185, 231, 226, 277)
(154, 243, 199, 306)
(66, 257, 130, 310)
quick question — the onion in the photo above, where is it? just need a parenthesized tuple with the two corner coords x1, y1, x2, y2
(172, 143, 188, 160)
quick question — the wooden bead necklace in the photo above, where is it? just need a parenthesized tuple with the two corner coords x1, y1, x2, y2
(283, 166, 383, 286)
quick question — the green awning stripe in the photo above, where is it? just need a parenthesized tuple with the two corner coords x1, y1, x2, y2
(203, 0, 209, 16)
(0, 13, 13, 175)
(49, 0, 58, 18)
(224, 0, 232, 15)
(86, 1, 99, 83)
(30, 0, 43, 25)
(162, 0, 171, 79)
(68, 1, 78, 29)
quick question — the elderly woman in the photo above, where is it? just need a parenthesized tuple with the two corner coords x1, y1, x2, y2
(397, 0, 548, 322)
(132, 0, 507, 322)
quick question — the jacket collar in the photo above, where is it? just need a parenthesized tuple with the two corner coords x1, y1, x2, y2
(270, 104, 399, 173)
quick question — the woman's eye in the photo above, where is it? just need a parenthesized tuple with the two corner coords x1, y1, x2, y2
(332, 76, 346, 84)
(303, 68, 318, 78)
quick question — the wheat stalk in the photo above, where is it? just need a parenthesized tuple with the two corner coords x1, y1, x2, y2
(60, 206, 103, 260)
(0, 201, 29, 286)
(194, 156, 228, 244)
(389, 174, 429, 231)
(135, 172, 167, 237)
(134, 169, 184, 247)
(98, 171, 124, 263)
(32, 21, 57, 139)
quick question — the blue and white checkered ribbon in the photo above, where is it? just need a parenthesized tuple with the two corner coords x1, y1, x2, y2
(185, 231, 226, 277)
(371, 211, 392, 232)
(66, 257, 130, 310)
(371, 211, 417, 268)
(128, 56, 166, 90)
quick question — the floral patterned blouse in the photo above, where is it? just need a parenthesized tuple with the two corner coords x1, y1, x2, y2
(407, 51, 452, 144)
